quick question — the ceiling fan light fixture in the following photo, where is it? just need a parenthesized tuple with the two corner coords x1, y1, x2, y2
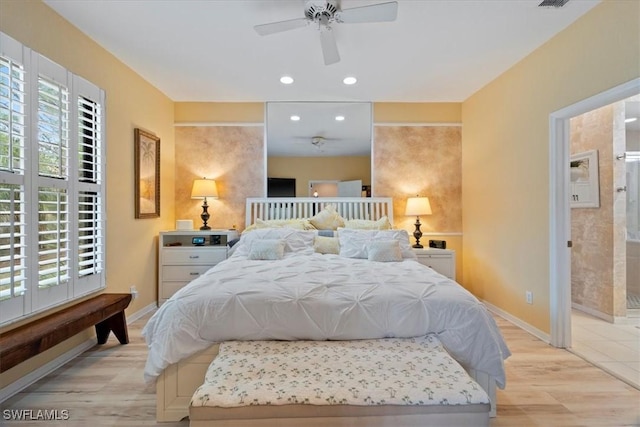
(343, 76, 357, 85)
(280, 76, 294, 84)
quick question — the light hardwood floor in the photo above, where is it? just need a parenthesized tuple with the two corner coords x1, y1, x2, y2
(1, 313, 639, 427)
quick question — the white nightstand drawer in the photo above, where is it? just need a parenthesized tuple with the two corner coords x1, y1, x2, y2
(161, 281, 189, 299)
(418, 257, 453, 278)
(162, 265, 212, 281)
(162, 248, 227, 265)
(413, 248, 456, 280)
(159, 230, 239, 306)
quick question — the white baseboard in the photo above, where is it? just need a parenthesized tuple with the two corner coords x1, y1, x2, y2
(0, 301, 158, 404)
(571, 301, 614, 322)
(483, 300, 551, 344)
(127, 301, 157, 324)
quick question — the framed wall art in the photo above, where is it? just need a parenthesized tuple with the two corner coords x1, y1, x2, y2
(134, 128, 160, 218)
(570, 149, 599, 208)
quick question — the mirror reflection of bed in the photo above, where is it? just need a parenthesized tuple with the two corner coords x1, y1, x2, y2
(266, 102, 372, 197)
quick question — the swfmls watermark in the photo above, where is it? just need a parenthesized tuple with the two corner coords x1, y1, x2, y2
(2, 409, 70, 421)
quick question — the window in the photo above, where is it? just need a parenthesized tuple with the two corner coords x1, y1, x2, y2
(0, 32, 106, 324)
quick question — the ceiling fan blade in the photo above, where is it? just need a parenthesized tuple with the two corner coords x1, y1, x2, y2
(254, 18, 308, 36)
(319, 28, 340, 65)
(338, 1, 398, 23)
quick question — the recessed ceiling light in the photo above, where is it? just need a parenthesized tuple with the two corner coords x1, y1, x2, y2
(290, 115, 300, 121)
(343, 76, 357, 85)
(280, 76, 294, 84)
(335, 115, 345, 121)
(625, 117, 638, 123)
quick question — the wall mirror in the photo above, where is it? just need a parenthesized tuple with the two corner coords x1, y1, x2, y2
(265, 101, 373, 197)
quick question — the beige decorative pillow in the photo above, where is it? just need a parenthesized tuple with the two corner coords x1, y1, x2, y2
(344, 216, 392, 230)
(242, 218, 315, 234)
(256, 218, 315, 230)
(367, 240, 402, 262)
(309, 204, 345, 230)
(313, 236, 340, 255)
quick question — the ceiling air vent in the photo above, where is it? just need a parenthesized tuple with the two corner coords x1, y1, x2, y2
(538, 0, 570, 7)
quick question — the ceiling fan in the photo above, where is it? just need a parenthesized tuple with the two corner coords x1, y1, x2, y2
(254, 0, 398, 65)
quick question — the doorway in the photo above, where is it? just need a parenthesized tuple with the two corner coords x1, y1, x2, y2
(549, 77, 640, 348)
(549, 78, 640, 388)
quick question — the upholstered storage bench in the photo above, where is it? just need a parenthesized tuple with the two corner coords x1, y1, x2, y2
(189, 336, 490, 427)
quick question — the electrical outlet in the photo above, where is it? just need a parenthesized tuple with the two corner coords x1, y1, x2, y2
(526, 291, 533, 304)
(130, 286, 139, 300)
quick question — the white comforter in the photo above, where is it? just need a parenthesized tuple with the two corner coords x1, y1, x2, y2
(143, 251, 510, 387)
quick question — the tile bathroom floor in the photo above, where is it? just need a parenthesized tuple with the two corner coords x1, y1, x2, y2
(571, 308, 640, 389)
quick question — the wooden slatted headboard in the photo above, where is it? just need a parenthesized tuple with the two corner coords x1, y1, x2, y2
(245, 197, 394, 226)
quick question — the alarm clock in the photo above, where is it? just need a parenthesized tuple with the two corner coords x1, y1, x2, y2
(428, 239, 446, 249)
(192, 236, 206, 246)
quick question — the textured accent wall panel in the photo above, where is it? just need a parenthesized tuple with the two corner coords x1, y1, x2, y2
(373, 126, 462, 236)
(175, 126, 264, 230)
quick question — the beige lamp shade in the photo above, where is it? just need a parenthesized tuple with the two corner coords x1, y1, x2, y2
(405, 197, 432, 216)
(191, 179, 218, 199)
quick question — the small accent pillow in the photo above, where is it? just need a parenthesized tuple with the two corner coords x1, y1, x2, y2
(367, 240, 402, 262)
(338, 228, 416, 259)
(247, 239, 285, 260)
(309, 204, 345, 230)
(313, 236, 340, 255)
(344, 216, 392, 230)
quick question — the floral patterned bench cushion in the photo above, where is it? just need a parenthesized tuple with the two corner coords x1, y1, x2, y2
(190, 335, 489, 409)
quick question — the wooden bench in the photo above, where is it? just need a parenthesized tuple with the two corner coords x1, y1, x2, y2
(0, 293, 132, 373)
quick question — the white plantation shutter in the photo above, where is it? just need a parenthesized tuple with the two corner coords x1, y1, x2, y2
(0, 32, 106, 324)
(0, 56, 26, 174)
(77, 191, 102, 278)
(33, 55, 72, 310)
(0, 184, 27, 296)
(0, 33, 30, 322)
(73, 77, 105, 294)
(37, 186, 69, 288)
(37, 76, 69, 178)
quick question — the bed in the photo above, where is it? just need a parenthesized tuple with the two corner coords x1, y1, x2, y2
(144, 197, 510, 424)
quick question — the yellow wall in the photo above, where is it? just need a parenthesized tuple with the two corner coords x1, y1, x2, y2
(461, 0, 640, 333)
(175, 102, 264, 123)
(0, 0, 175, 385)
(374, 103, 461, 123)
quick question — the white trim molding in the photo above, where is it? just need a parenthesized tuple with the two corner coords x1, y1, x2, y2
(483, 300, 550, 344)
(549, 77, 640, 348)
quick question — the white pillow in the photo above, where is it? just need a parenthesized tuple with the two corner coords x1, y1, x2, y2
(235, 229, 315, 257)
(247, 239, 285, 260)
(344, 216, 392, 230)
(367, 240, 402, 262)
(338, 228, 416, 259)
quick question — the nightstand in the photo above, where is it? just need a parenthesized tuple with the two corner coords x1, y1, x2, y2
(158, 230, 239, 305)
(413, 248, 456, 280)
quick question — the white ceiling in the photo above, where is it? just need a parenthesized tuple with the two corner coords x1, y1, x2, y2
(43, 0, 601, 103)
